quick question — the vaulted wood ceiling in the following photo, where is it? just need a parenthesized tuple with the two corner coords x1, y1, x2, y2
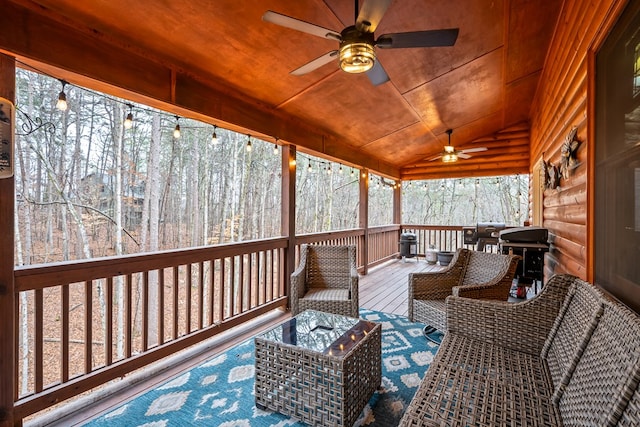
(1, 0, 562, 180)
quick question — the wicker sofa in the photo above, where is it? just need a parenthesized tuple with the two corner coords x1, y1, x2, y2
(400, 274, 640, 426)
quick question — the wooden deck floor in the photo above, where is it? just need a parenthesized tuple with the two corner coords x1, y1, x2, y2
(359, 258, 444, 316)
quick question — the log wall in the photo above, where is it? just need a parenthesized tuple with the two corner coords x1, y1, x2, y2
(529, 0, 627, 282)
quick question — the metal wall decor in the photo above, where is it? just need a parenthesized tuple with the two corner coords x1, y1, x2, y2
(541, 126, 581, 190)
(560, 126, 580, 179)
(541, 158, 560, 189)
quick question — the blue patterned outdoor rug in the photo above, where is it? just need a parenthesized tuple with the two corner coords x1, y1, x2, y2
(85, 309, 441, 426)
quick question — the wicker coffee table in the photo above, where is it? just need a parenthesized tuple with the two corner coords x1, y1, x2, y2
(254, 310, 381, 426)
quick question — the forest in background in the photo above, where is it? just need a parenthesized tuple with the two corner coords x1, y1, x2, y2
(13, 68, 528, 266)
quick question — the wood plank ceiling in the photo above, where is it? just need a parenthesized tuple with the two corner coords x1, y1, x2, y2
(1, 0, 562, 180)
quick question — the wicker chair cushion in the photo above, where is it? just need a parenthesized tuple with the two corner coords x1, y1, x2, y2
(541, 282, 604, 392)
(302, 288, 350, 301)
(558, 298, 640, 426)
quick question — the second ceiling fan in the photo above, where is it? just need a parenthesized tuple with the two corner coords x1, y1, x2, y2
(429, 129, 488, 163)
(262, 0, 459, 86)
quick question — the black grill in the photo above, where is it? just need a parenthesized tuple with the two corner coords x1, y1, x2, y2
(463, 222, 506, 251)
(498, 226, 550, 291)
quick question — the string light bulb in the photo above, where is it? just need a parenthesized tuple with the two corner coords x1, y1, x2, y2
(56, 80, 68, 111)
(173, 116, 181, 138)
(246, 135, 252, 152)
(273, 138, 279, 155)
(308, 162, 313, 172)
(211, 126, 218, 145)
(339, 164, 343, 174)
(124, 104, 134, 129)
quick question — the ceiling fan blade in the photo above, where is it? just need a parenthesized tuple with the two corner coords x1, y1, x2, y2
(459, 147, 488, 154)
(263, 11, 342, 40)
(428, 154, 442, 162)
(366, 60, 390, 86)
(457, 152, 472, 159)
(356, 0, 392, 33)
(377, 28, 459, 48)
(291, 50, 339, 75)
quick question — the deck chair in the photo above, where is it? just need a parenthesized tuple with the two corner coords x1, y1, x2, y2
(290, 244, 359, 318)
(408, 248, 520, 337)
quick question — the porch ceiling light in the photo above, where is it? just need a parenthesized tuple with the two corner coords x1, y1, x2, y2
(339, 28, 375, 74)
(442, 153, 458, 163)
(442, 150, 458, 163)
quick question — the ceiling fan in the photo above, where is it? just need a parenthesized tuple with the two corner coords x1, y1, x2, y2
(428, 129, 488, 163)
(262, 0, 459, 86)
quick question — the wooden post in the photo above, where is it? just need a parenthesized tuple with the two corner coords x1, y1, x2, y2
(281, 144, 296, 308)
(359, 169, 369, 274)
(0, 53, 16, 427)
(393, 181, 401, 224)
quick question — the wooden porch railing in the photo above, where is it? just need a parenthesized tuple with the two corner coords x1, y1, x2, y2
(12, 224, 475, 421)
(401, 224, 501, 254)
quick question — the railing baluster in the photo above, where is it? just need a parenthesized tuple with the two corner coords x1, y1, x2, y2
(34, 288, 43, 393)
(172, 266, 179, 340)
(198, 261, 204, 329)
(230, 257, 236, 316)
(142, 271, 149, 351)
(186, 264, 192, 334)
(263, 251, 269, 303)
(220, 258, 226, 320)
(126, 274, 132, 358)
(61, 284, 69, 382)
(247, 253, 253, 309)
(158, 270, 164, 345)
(208, 260, 214, 327)
(106, 277, 113, 365)
(85, 281, 93, 374)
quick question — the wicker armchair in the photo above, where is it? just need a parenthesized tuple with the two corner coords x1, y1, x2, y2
(408, 248, 520, 333)
(290, 244, 359, 318)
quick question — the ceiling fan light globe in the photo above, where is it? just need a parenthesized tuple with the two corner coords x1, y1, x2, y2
(444, 145, 455, 153)
(442, 152, 458, 163)
(339, 42, 375, 73)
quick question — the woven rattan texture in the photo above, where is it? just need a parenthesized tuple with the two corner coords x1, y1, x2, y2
(617, 381, 640, 427)
(447, 274, 572, 355)
(412, 299, 447, 332)
(542, 282, 604, 391)
(254, 321, 381, 427)
(290, 244, 359, 317)
(408, 248, 519, 333)
(400, 274, 640, 426)
(558, 292, 640, 426)
(401, 341, 560, 426)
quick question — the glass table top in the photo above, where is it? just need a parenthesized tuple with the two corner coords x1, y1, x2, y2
(256, 310, 378, 356)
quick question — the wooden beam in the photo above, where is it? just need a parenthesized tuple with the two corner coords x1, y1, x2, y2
(0, 52, 15, 427)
